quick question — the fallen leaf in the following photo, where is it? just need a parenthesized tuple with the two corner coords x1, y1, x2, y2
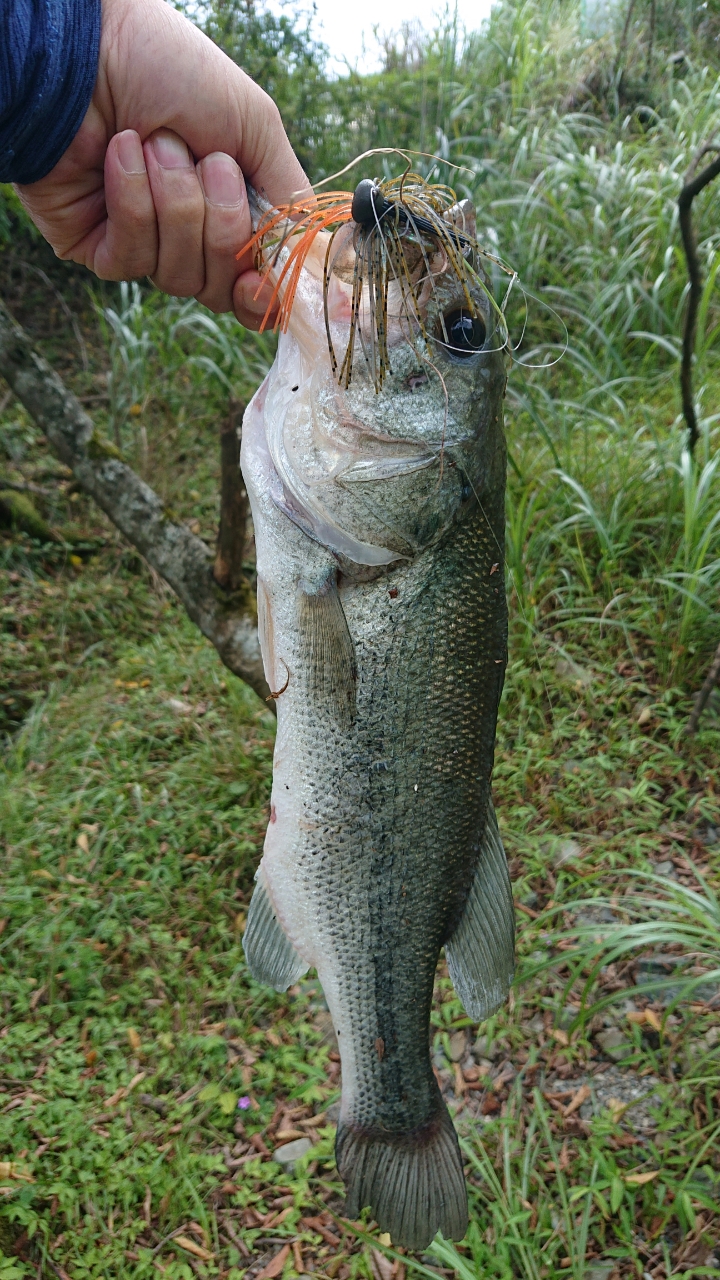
(607, 1097, 628, 1122)
(255, 1244, 291, 1279)
(76, 832, 90, 854)
(174, 1236, 214, 1261)
(0, 1162, 34, 1182)
(645, 1009, 662, 1033)
(624, 1170, 659, 1185)
(371, 1248, 395, 1280)
(127, 1028, 142, 1051)
(564, 1084, 590, 1117)
(637, 705, 653, 726)
(551, 1028, 569, 1047)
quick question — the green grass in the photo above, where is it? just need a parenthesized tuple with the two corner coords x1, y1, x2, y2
(0, 565, 719, 1278)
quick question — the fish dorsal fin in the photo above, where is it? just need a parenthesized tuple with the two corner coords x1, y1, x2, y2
(243, 873, 308, 992)
(297, 572, 356, 728)
(445, 801, 515, 1021)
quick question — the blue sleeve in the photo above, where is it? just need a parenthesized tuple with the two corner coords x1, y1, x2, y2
(0, 0, 102, 185)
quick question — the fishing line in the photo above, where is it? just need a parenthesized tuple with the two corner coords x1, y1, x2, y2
(312, 148, 478, 192)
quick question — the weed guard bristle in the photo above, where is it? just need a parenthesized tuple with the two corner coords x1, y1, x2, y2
(241, 172, 513, 392)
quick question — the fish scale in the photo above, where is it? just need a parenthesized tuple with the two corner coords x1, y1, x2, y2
(241, 181, 515, 1249)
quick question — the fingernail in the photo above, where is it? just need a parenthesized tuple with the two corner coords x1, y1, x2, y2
(239, 280, 274, 316)
(202, 153, 243, 207)
(117, 131, 146, 175)
(152, 131, 192, 170)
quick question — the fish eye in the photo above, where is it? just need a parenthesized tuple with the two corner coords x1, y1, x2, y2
(437, 308, 486, 359)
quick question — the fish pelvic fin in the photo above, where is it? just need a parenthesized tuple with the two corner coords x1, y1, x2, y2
(336, 1098, 468, 1251)
(445, 799, 515, 1022)
(297, 572, 356, 728)
(243, 873, 308, 992)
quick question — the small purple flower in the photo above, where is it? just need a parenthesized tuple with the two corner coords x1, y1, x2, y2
(237, 1096, 251, 1110)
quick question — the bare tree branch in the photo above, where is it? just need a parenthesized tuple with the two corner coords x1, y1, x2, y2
(214, 397, 250, 593)
(687, 636, 720, 735)
(678, 135, 720, 454)
(0, 295, 269, 705)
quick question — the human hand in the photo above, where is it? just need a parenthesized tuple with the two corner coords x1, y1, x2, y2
(14, 0, 311, 326)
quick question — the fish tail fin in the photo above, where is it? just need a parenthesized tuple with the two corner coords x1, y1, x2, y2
(445, 799, 515, 1021)
(243, 873, 308, 992)
(335, 1100, 467, 1250)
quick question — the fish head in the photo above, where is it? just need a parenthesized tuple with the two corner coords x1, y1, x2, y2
(249, 187, 508, 570)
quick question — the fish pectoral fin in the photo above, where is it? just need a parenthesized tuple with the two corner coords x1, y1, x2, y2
(445, 800, 515, 1022)
(297, 572, 356, 727)
(243, 875, 308, 992)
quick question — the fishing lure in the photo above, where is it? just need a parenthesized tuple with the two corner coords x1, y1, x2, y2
(242, 171, 510, 392)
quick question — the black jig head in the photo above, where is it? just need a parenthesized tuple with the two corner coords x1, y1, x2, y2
(352, 177, 472, 254)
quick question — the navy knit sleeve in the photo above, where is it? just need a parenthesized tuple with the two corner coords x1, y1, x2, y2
(0, 0, 102, 185)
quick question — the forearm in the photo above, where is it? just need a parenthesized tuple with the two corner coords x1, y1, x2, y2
(0, 0, 101, 184)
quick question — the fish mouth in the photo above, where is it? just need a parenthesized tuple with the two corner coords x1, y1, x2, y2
(244, 176, 511, 394)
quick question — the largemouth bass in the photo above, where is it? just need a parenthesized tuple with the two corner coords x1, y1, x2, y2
(241, 177, 514, 1250)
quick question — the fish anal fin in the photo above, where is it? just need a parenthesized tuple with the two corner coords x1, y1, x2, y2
(445, 800, 515, 1022)
(336, 1098, 468, 1251)
(297, 572, 356, 726)
(243, 874, 308, 992)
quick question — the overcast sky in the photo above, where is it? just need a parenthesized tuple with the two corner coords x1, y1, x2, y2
(268, 0, 496, 75)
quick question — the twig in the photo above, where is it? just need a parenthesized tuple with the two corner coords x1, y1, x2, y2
(0, 477, 52, 496)
(687, 636, 720, 734)
(678, 134, 720, 453)
(151, 1224, 190, 1257)
(17, 259, 89, 373)
(646, 0, 656, 78)
(213, 397, 249, 593)
(613, 0, 637, 94)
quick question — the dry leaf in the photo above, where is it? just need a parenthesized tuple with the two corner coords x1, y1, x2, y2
(624, 1169, 659, 1185)
(76, 832, 89, 854)
(607, 1097, 628, 1122)
(564, 1084, 590, 1117)
(174, 1235, 214, 1261)
(551, 1028, 569, 1047)
(0, 1162, 34, 1182)
(645, 1009, 662, 1033)
(371, 1248, 395, 1280)
(255, 1243, 291, 1279)
(127, 1028, 142, 1051)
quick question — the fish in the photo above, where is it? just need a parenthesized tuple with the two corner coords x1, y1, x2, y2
(240, 175, 515, 1251)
